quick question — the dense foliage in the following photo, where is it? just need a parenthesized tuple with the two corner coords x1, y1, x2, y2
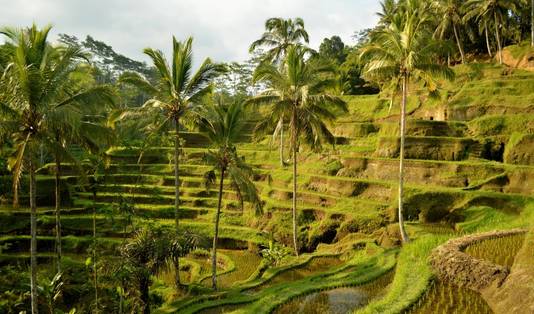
(0, 0, 533, 312)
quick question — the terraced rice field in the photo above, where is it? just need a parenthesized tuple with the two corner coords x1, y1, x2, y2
(464, 233, 526, 267)
(408, 280, 492, 314)
(274, 271, 394, 314)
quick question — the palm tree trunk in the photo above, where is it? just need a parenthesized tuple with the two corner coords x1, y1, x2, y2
(29, 157, 38, 314)
(140, 276, 150, 314)
(119, 290, 123, 314)
(452, 23, 465, 64)
(494, 13, 503, 64)
(485, 22, 493, 57)
(279, 118, 285, 167)
(174, 254, 181, 290)
(13, 183, 19, 209)
(531, 0, 533, 47)
(291, 108, 298, 256)
(54, 152, 62, 274)
(398, 74, 410, 244)
(173, 117, 181, 287)
(212, 166, 225, 290)
(93, 196, 98, 313)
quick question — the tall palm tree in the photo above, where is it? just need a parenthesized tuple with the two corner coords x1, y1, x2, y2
(0, 24, 115, 313)
(249, 17, 310, 167)
(433, 0, 466, 63)
(249, 46, 347, 255)
(463, 0, 523, 64)
(49, 79, 115, 274)
(249, 17, 309, 64)
(360, 2, 454, 243)
(199, 100, 261, 290)
(464, 12, 495, 57)
(119, 36, 223, 286)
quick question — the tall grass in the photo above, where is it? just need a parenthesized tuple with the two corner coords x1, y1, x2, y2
(465, 233, 526, 267)
(356, 235, 449, 314)
(407, 280, 491, 314)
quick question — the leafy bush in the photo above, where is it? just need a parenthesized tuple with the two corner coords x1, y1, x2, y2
(260, 241, 291, 266)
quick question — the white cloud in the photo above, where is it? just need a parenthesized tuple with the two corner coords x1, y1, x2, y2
(0, 0, 380, 65)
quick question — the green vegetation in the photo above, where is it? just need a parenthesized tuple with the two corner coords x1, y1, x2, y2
(465, 233, 526, 267)
(407, 281, 492, 314)
(357, 235, 449, 314)
(1, 1, 534, 313)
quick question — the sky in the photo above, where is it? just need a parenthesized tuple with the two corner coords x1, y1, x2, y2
(1, 0, 381, 65)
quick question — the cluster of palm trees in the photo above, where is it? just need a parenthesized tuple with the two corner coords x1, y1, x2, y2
(0, 20, 346, 312)
(380, 0, 533, 65)
(248, 18, 347, 255)
(118, 36, 224, 290)
(119, 20, 347, 294)
(0, 25, 115, 314)
(1, 1, 532, 310)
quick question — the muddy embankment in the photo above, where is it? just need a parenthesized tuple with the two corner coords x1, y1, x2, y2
(430, 229, 534, 314)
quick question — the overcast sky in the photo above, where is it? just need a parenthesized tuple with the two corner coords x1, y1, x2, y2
(1, 0, 381, 65)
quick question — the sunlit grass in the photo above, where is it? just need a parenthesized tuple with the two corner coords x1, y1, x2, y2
(357, 235, 449, 314)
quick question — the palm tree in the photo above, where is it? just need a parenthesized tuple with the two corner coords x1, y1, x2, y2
(120, 228, 173, 314)
(0, 24, 115, 313)
(360, 2, 454, 243)
(168, 230, 198, 289)
(464, 12, 495, 57)
(50, 87, 115, 275)
(377, 0, 400, 26)
(37, 272, 64, 314)
(463, 0, 523, 64)
(433, 0, 466, 63)
(119, 36, 223, 286)
(249, 46, 347, 255)
(199, 100, 261, 290)
(249, 17, 309, 64)
(249, 17, 310, 167)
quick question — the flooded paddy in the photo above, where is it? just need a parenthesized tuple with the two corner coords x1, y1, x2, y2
(266, 256, 343, 287)
(273, 271, 394, 314)
(407, 280, 492, 314)
(464, 233, 525, 267)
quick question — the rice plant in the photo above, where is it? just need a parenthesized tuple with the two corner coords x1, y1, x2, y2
(464, 234, 525, 267)
(407, 280, 492, 314)
(203, 249, 262, 288)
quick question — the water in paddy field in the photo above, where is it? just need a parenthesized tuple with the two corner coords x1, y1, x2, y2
(266, 256, 344, 287)
(198, 304, 243, 314)
(464, 233, 526, 268)
(273, 271, 394, 314)
(407, 280, 493, 314)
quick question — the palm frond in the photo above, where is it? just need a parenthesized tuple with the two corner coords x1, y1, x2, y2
(119, 72, 159, 95)
(143, 48, 174, 96)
